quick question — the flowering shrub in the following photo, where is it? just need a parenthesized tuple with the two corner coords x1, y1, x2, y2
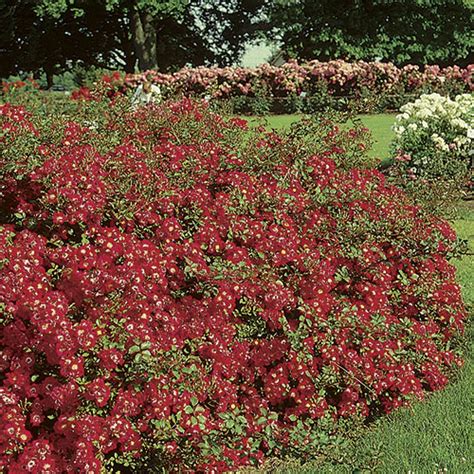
(389, 93, 474, 216)
(393, 93, 473, 171)
(0, 98, 467, 473)
(5, 61, 472, 114)
(125, 61, 472, 99)
(1, 77, 40, 95)
(121, 60, 472, 114)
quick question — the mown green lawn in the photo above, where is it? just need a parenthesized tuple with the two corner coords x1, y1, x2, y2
(241, 113, 396, 162)
(241, 114, 473, 473)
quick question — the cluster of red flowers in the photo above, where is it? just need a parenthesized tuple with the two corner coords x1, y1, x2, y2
(70, 72, 127, 102)
(0, 98, 466, 472)
(1, 78, 40, 95)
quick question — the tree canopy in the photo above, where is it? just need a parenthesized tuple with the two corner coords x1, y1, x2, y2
(0, 0, 126, 81)
(1, 0, 472, 81)
(1, 0, 266, 79)
(264, 0, 474, 66)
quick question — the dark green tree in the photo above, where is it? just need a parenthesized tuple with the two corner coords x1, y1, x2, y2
(264, 0, 474, 66)
(0, 0, 130, 84)
(35, 0, 266, 72)
(35, 1, 190, 71)
(150, 0, 268, 71)
(0, 0, 266, 78)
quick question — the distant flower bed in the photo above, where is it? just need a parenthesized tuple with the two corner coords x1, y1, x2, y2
(3, 61, 471, 115)
(0, 97, 468, 473)
(122, 60, 473, 113)
(393, 93, 474, 163)
(126, 60, 472, 97)
(389, 93, 474, 216)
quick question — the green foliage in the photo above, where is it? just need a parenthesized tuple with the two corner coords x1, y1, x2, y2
(387, 93, 473, 218)
(265, 0, 474, 66)
(1, 0, 266, 78)
(36, 0, 189, 18)
(0, 0, 128, 83)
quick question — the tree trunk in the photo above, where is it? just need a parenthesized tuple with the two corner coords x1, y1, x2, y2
(122, 34, 136, 73)
(131, 8, 158, 71)
(44, 64, 54, 89)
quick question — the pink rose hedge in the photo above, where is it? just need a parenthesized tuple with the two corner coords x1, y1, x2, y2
(5, 60, 469, 114)
(126, 60, 472, 99)
(67, 60, 473, 114)
(0, 97, 467, 472)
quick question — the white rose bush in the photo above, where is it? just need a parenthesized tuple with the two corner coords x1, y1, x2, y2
(390, 93, 474, 216)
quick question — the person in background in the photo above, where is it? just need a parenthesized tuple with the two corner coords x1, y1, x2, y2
(131, 80, 161, 106)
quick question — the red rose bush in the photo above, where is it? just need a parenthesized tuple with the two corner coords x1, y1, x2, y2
(0, 98, 467, 472)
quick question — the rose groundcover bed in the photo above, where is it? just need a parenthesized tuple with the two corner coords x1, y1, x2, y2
(0, 97, 468, 473)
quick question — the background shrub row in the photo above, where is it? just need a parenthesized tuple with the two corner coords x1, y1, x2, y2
(124, 60, 473, 114)
(3, 61, 472, 115)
